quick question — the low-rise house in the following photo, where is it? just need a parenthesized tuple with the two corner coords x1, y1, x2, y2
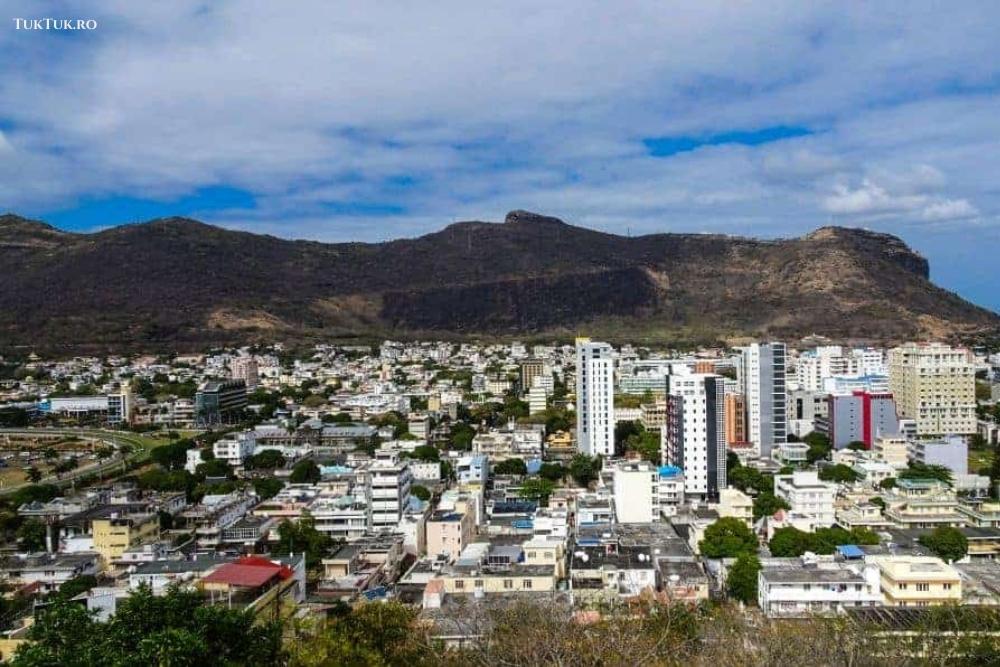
(570, 544, 657, 600)
(179, 492, 256, 547)
(0, 553, 101, 594)
(868, 555, 962, 607)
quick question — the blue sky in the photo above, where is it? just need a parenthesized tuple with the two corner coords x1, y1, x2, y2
(1, 1, 998, 312)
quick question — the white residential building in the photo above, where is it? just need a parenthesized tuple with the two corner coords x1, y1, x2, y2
(367, 453, 413, 530)
(576, 338, 615, 457)
(528, 385, 548, 415)
(213, 430, 257, 466)
(737, 342, 787, 459)
(758, 557, 883, 617)
(774, 471, 836, 527)
(661, 371, 727, 500)
(613, 461, 660, 524)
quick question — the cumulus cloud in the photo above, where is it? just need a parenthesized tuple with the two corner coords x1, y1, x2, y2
(1, 1, 999, 308)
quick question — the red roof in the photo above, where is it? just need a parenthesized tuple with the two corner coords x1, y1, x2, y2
(202, 562, 282, 588)
(236, 555, 294, 580)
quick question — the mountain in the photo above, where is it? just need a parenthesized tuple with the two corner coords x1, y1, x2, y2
(1, 210, 997, 352)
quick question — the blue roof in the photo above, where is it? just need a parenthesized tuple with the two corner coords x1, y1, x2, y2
(658, 465, 683, 478)
(362, 586, 388, 601)
(525, 459, 543, 474)
(837, 544, 865, 559)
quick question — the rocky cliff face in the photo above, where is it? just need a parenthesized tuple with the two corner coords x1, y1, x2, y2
(0, 211, 996, 352)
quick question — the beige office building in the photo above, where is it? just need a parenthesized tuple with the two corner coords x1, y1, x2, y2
(888, 343, 976, 438)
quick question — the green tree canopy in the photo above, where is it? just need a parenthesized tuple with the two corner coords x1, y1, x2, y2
(726, 553, 761, 605)
(518, 478, 555, 505)
(13, 584, 282, 667)
(919, 526, 968, 562)
(410, 484, 431, 502)
(699, 517, 758, 559)
(290, 459, 321, 484)
(245, 449, 286, 470)
(818, 463, 861, 483)
(568, 454, 601, 488)
(494, 458, 527, 475)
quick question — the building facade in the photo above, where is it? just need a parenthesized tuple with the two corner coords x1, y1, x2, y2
(737, 342, 787, 458)
(575, 338, 615, 457)
(888, 343, 976, 438)
(662, 372, 726, 500)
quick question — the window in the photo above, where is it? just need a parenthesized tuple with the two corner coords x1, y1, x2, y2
(943, 583, 952, 590)
(455, 579, 465, 590)
(523, 579, 533, 589)
(475, 579, 484, 588)
(503, 579, 512, 589)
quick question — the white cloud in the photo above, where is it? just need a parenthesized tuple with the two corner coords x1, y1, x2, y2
(1, 1, 999, 308)
(921, 199, 978, 221)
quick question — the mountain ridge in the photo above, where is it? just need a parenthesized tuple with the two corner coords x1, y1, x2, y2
(0, 210, 995, 353)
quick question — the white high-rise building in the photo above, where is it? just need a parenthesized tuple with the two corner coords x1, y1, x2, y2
(888, 342, 976, 438)
(367, 451, 413, 529)
(661, 371, 727, 500)
(575, 338, 615, 457)
(737, 342, 787, 459)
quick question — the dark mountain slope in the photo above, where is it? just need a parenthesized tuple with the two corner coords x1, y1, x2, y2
(0, 210, 996, 352)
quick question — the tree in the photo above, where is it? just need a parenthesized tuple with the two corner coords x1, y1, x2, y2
(803, 431, 832, 463)
(447, 422, 476, 451)
(287, 601, 427, 666)
(17, 518, 47, 552)
(323, 412, 354, 424)
(494, 458, 527, 476)
(518, 478, 555, 505)
(752, 492, 790, 521)
(195, 458, 233, 479)
(25, 466, 42, 483)
(699, 517, 758, 558)
(253, 478, 284, 500)
(54, 575, 98, 602)
(818, 464, 861, 483)
(727, 553, 761, 605)
(274, 512, 334, 568)
(411, 445, 440, 462)
(150, 439, 194, 471)
(769, 527, 815, 557)
(410, 484, 431, 502)
(879, 477, 897, 490)
(919, 526, 968, 562)
(568, 454, 601, 488)
(729, 466, 773, 495)
(246, 449, 286, 470)
(868, 496, 886, 510)
(846, 441, 868, 451)
(538, 462, 566, 482)
(899, 462, 953, 485)
(290, 459, 321, 484)
(14, 584, 282, 666)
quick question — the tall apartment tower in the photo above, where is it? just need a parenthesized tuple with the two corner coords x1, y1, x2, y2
(888, 342, 976, 438)
(230, 356, 259, 390)
(661, 372, 727, 500)
(575, 338, 615, 457)
(737, 342, 787, 459)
